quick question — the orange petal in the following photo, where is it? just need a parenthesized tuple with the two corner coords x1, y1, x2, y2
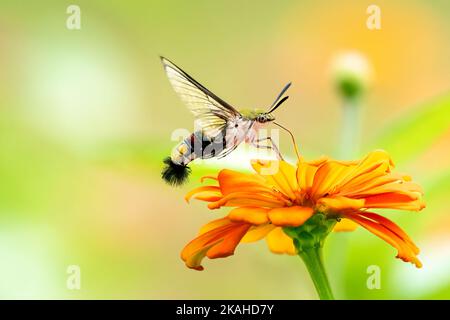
(363, 193, 425, 211)
(228, 207, 270, 225)
(207, 192, 289, 210)
(357, 211, 419, 254)
(266, 227, 296, 255)
(316, 196, 365, 212)
(358, 181, 423, 197)
(337, 173, 412, 198)
(343, 211, 421, 268)
(335, 150, 393, 192)
(310, 161, 353, 198)
(206, 224, 251, 259)
(181, 220, 251, 270)
(340, 162, 390, 192)
(268, 206, 314, 227)
(200, 175, 218, 183)
(185, 186, 222, 203)
(217, 169, 272, 195)
(251, 160, 299, 200)
(199, 217, 232, 235)
(305, 156, 330, 167)
(241, 224, 275, 243)
(296, 161, 320, 191)
(333, 218, 359, 232)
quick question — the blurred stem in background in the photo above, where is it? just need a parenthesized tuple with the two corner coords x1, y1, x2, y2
(329, 51, 373, 298)
(332, 51, 372, 159)
(339, 99, 360, 159)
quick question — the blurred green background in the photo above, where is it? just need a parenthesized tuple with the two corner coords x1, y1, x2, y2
(0, 0, 449, 299)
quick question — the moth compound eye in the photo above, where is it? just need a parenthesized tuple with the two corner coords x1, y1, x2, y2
(235, 124, 238, 128)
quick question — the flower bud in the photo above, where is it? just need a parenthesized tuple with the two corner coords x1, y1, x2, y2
(330, 51, 373, 100)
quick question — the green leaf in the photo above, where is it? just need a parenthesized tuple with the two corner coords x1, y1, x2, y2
(368, 93, 450, 164)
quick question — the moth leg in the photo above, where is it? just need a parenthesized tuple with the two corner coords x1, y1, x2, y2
(252, 137, 284, 161)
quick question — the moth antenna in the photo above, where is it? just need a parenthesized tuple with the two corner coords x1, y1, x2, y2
(267, 82, 292, 112)
(268, 96, 289, 114)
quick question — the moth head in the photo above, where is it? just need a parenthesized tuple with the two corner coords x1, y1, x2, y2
(256, 112, 275, 123)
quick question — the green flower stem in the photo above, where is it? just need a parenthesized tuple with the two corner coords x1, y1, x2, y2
(283, 213, 337, 300)
(298, 246, 334, 300)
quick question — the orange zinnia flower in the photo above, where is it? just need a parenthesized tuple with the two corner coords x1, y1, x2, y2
(182, 150, 425, 271)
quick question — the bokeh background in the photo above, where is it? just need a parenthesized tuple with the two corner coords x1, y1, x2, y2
(0, 0, 449, 299)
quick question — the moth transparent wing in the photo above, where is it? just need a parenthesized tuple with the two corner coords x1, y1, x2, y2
(216, 144, 238, 159)
(161, 57, 241, 137)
